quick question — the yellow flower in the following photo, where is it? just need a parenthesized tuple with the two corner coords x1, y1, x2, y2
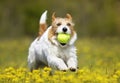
(115, 70, 120, 76)
(36, 79, 44, 83)
(43, 67, 51, 72)
(12, 78, 19, 82)
(113, 75, 118, 79)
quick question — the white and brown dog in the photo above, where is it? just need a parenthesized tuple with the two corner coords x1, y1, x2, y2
(28, 10, 77, 71)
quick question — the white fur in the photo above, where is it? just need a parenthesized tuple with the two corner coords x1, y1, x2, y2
(28, 11, 78, 71)
(39, 10, 47, 24)
(56, 25, 71, 34)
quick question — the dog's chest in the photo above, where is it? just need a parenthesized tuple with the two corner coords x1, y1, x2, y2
(56, 48, 70, 60)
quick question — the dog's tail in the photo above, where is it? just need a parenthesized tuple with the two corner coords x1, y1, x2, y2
(38, 10, 47, 37)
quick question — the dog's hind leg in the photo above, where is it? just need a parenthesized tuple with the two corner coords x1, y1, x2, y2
(28, 47, 38, 72)
(28, 60, 37, 72)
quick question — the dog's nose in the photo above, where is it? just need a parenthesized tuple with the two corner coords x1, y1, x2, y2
(62, 27, 67, 32)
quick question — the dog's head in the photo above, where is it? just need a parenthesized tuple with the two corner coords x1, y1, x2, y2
(48, 13, 77, 47)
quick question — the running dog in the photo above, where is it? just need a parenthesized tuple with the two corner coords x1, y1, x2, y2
(28, 10, 78, 71)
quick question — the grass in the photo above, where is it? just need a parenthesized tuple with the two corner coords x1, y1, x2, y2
(0, 37, 120, 83)
(77, 38, 120, 70)
(0, 38, 31, 68)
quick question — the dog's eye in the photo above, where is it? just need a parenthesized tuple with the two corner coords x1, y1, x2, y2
(67, 23, 71, 26)
(57, 23, 61, 26)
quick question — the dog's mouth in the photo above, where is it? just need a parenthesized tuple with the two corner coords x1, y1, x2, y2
(59, 43, 68, 47)
(60, 43, 66, 46)
(56, 33, 68, 47)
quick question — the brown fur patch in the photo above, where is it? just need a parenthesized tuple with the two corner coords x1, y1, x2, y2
(38, 24, 47, 40)
(70, 26, 76, 39)
(48, 26, 57, 44)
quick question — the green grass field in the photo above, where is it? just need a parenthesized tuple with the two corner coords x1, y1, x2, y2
(0, 37, 120, 83)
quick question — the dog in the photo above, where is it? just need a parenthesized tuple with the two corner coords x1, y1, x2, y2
(28, 10, 78, 71)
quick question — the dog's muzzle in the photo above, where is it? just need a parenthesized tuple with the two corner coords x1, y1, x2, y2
(62, 27, 67, 33)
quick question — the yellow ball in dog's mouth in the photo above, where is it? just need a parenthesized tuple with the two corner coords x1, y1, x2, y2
(57, 33, 70, 44)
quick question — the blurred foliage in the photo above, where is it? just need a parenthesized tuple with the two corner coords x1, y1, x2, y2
(0, 0, 120, 38)
(0, 37, 120, 69)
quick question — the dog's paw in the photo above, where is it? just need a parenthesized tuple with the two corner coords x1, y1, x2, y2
(69, 68, 77, 72)
(58, 65, 68, 71)
(59, 67, 68, 71)
(60, 69, 68, 72)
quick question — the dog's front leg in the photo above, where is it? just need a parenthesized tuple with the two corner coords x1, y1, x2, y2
(47, 56, 68, 71)
(67, 56, 77, 71)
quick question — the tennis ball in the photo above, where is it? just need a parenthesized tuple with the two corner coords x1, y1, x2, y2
(57, 33, 70, 43)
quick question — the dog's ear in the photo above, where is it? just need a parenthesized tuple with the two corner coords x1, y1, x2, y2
(66, 14, 72, 20)
(52, 12, 56, 21)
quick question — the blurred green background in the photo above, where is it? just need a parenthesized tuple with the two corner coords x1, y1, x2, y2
(0, 0, 120, 38)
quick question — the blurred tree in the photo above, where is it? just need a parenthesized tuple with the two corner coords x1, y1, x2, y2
(0, 0, 120, 38)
